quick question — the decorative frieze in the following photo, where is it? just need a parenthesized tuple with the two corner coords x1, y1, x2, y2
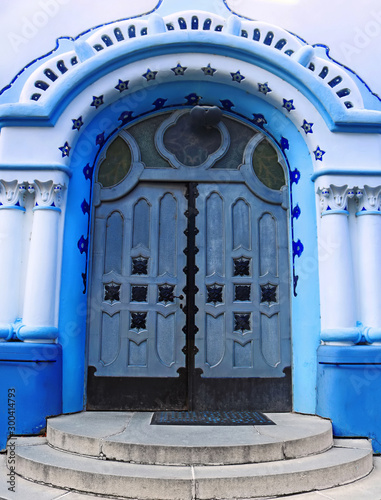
(318, 184, 381, 215)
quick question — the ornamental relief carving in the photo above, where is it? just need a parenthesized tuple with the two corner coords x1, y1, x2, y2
(28, 180, 64, 208)
(317, 185, 381, 214)
(0, 180, 27, 207)
(0, 179, 65, 209)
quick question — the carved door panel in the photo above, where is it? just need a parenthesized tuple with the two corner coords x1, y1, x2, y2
(87, 181, 291, 411)
(87, 182, 188, 409)
(191, 183, 291, 410)
(195, 182, 290, 377)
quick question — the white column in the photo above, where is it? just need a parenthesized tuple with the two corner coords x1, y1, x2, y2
(18, 180, 64, 342)
(318, 185, 360, 344)
(0, 180, 26, 340)
(355, 186, 381, 344)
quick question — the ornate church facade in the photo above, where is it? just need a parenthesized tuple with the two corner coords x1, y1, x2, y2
(1, 0, 381, 452)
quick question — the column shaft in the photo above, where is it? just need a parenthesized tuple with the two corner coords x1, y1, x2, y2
(22, 208, 60, 329)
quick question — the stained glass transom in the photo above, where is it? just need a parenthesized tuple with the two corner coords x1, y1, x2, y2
(252, 140, 286, 190)
(97, 137, 131, 187)
(163, 113, 222, 166)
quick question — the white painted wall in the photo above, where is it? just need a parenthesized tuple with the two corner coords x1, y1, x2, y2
(0, 0, 380, 98)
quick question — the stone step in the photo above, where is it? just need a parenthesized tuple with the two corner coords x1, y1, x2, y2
(47, 411, 333, 465)
(14, 437, 373, 500)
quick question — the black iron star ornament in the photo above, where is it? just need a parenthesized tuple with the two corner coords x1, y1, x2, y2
(104, 283, 120, 303)
(260, 284, 277, 304)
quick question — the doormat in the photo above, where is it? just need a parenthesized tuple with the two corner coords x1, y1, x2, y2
(151, 410, 275, 426)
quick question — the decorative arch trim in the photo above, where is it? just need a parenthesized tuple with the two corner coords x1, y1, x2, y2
(0, 9, 380, 132)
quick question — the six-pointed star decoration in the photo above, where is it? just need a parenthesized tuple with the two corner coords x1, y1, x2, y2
(115, 79, 129, 92)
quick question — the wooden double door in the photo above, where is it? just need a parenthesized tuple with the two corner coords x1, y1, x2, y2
(87, 180, 291, 411)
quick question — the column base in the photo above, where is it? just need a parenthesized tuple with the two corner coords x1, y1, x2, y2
(317, 344, 381, 453)
(0, 343, 62, 451)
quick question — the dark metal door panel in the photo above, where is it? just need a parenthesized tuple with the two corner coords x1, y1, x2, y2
(194, 183, 291, 379)
(88, 183, 188, 379)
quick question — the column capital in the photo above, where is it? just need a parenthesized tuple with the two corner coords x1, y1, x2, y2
(28, 180, 65, 208)
(355, 185, 381, 215)
(0, 180, 27, 208)
(317, 184, 354, 215)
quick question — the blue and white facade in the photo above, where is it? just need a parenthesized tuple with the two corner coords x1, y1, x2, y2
(1, 0, 381, 451)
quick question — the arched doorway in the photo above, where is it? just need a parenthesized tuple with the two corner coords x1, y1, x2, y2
(86, 108, 291, 411)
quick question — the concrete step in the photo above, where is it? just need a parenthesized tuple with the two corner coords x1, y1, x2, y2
(13, 437, 372, 500)
(47, 411, 333, 465)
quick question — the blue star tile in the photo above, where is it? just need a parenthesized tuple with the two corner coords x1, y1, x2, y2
(282, 99, 295, 112)
(171, 64, 187, 76)
(230, 71, 245, 83)
(292, 204, 301, 220)
(153, 98, 167, 110)
(115, 79, 129, 92)
(91, 95, 104, 109)
(258, 82, 272, 94)
(301, 120, 313, 134)
(220, 99, 234, 110)
(313, 146, 326, 161)
(83, 163, 94, 181)
(143, 69, 157, 81)
(72, 116, 83, 131)
(118, 111, 134, 124)
(252, 113, 267, 128)
(290, 168, 301, 185)
(293, 239, 304, 258)
(59, 141, 71, 157)
(78, 235, 88, 255)
(280, 137, 289, 151)
(81, 199, 90, 216)
(202, 64, 216, 76)
(96, 132, 105, 147)
(185, 93, 201, 105)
